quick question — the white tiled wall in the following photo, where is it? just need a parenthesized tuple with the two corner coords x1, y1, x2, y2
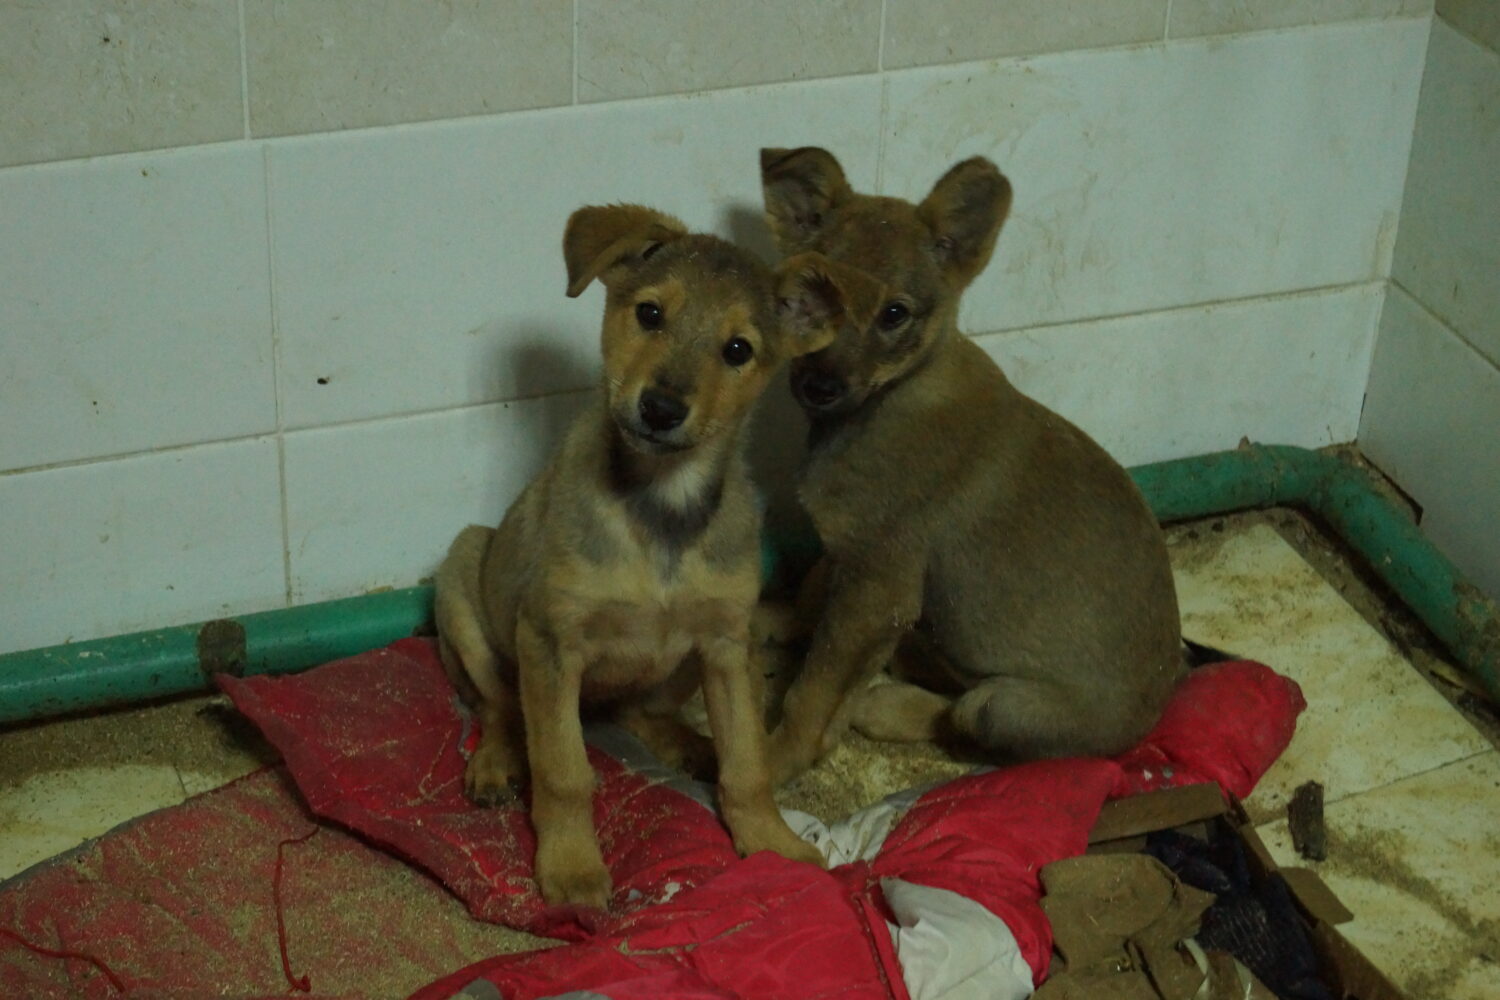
(1, 146, 276, 472)
(981, 284, 1386, 467)
(0, 439, 286, 655)
(268, 77, 882, 429)
(882, 20, 1425, 335)
(1362, 17, 1500, 600)
(0, 5, 1442, 652)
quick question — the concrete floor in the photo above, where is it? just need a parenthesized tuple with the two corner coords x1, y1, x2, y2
(2, 511, 1497, 997)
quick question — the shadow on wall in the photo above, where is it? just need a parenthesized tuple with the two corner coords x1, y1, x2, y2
(491, 333, 597, 467)
(723, 199, 816, 553)
(722, 202, 779, 265)
(480, 316, 599, 409)
(746, 381, 814, 555)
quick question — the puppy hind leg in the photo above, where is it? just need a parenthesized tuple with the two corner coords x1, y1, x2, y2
(465, 681, 528, 806)
(850, 681, 953, 743)
(949, 675, 1141, 761)
(617, 659, 716, 779)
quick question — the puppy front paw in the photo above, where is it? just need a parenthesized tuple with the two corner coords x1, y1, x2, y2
(732, 819, 827, 869)
(536, 838, 612, 909)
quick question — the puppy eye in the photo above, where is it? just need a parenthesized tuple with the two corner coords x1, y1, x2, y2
(636, 302, 663, 329)
(877, 302, 910, 331)
(721, 337, 754, 367)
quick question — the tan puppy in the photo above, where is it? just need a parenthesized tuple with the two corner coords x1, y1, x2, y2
(435, 204, 838, 908)
(758, 148, 1185, 784)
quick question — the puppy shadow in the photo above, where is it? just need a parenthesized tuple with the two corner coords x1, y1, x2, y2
(722, 202, 778, 265)
(746, 385, 811, 551)
(487, 332, 597, 455)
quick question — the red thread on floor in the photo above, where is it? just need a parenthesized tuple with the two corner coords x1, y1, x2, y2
(273, 826, 320, 993)
(0, 927, 126, 993)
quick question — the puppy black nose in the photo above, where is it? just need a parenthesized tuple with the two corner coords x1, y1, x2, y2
(795, 369, 845, 408)
(638, 389, 688, 431)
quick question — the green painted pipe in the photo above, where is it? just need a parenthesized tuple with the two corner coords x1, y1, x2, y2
(0, 588, 432, 725)
(1, 445, 1496, 725)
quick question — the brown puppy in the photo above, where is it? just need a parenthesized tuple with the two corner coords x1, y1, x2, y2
(434, 204, 837, 908)
(758, 148, 1184, 784)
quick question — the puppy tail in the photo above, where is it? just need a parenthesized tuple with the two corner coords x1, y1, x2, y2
(1183, 637, 1240, 669)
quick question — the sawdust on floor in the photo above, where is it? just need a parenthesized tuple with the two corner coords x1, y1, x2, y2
(277, 836, 555, 994)
(4, 497, 1495, 988)
(1318, 824, 1500, 998)
(3, 507, 1491, 824)
(1166, 507, 1500, 750)
(0, 694, 277, 790)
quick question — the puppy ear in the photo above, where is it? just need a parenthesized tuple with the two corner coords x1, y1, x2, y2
(760, 147, 852, 253)
(774, 252, 885, 357)
(917, 157, 1012, 288)
(563, 204, 688, 297)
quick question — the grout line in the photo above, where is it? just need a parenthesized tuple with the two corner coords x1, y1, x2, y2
(966, 278, 1383, 342)
(1437, 12, 1500, 61)
(0, 387, 593, 480)
(260, 146, 294, 608)
(0, 434, 278, 480)
(237, 0, 252, 139)
(875, 75, 889, 195)
(271, 384, 598, 437)
(1299, 746, 1500, 817)
(0, 280, 1394, 482)
(877, 0, 887, 72)
(1163, 0, 1173, 41)
(1388, 278, 1500, 375)
(572, 0, 580, 105)
(0, 14, 1435, 177)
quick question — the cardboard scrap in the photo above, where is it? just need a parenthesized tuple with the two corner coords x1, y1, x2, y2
(1077, 785, 1409, 1000)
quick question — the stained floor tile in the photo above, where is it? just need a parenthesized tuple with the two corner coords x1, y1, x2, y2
(0, 764, 185, 879)
(0, 693, 274, 880)
(1168, 522, 1491, 822)
(2, 510, 1497, 1000)
(1257, 752, 1500, 999)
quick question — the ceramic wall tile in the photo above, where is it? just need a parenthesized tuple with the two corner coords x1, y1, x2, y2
(881, 20, 1426, 334)
(1170, 0, 1429, 39)
(1360, 286, 1500, 601)
(976, 284, 1382, 468)
(0, 146, 276, 473)
(577, 0, 881, 101)
(0, 439, 286, 656)
(883, 0, 1166, 69)
(282, 392, 588, 605)
(268, 75, 881, 428)
(244, 0, 571, 137)
(1391, 18, 1500, 369)
(0, 0, 242, 167)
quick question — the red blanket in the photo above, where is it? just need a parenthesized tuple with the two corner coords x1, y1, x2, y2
(221, 639, 1303, 997)
(0, 638, 1302, 999)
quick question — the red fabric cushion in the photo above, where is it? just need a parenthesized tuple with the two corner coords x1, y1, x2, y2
(220, 638, 1304, 991)
(219, 640, 739, 941)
